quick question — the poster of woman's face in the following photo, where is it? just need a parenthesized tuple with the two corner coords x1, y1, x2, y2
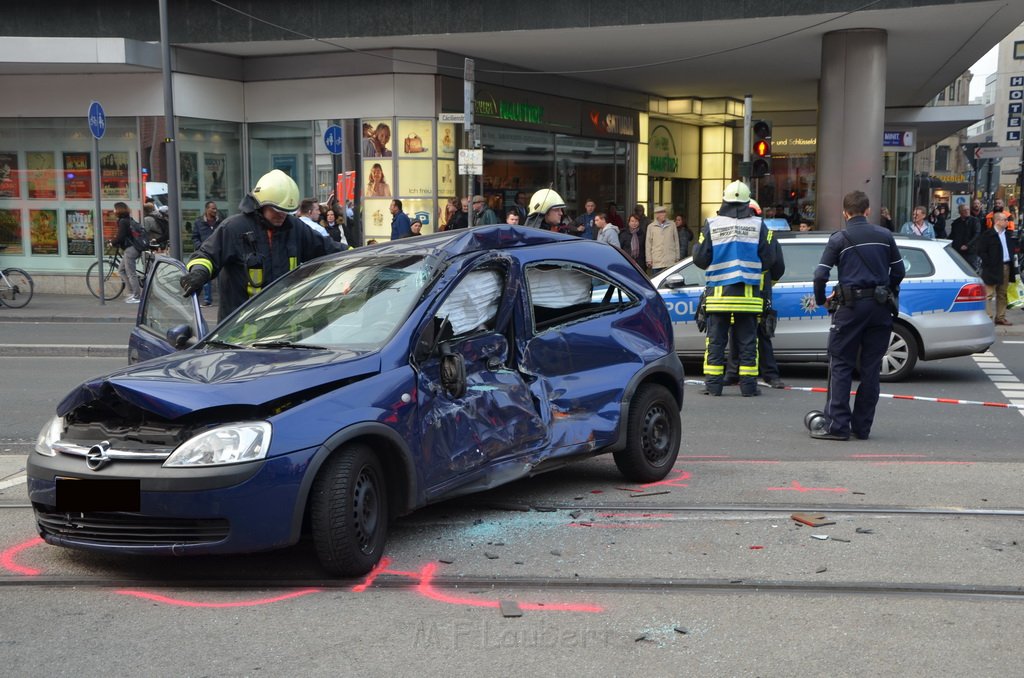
(362, 159, 393, 198)
(361, 119, 393, 158)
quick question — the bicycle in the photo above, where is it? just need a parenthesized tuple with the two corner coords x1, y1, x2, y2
(86, 243, 140, 300)
(0, 246, 34, 308)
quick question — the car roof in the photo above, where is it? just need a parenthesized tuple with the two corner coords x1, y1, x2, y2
(773, 231, 952, 249)
(358, 225, 579, 259)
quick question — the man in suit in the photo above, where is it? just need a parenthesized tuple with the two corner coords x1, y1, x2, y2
(975, 211, 1017, 325)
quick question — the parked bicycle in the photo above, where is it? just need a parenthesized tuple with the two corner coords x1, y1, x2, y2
(0, 245, 34, 308)
(86, 243, 140, 300)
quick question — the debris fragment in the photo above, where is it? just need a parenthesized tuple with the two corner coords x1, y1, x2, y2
(852, 491, 865, 495)
(550, 549, 563, 557)
(811, 534, 830, 540)
(569, 509, 583, 519)
(792, 513, 836, 527)
(634, 634, 650, 643)
(831, 537, 851, 543)
(855, 527, 874, 534)
(674, 627, 688, 635)
(473, 519, 484, 526)
(816, 566, 828, 573)
(590, 490, 604, 494)
(484, 551, 499, 560)
(629, 491, 671, 498)
(488, 502, 531, 512)
(499, 600, 523, 618)
(749, 545, 764, 550)
(438, 557, 455, 564)
(532, 506, 557, 512)
(573, 496, 584, 501)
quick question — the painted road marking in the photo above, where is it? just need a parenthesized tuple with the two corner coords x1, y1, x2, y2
(0, 474, 26, 490)
(972, 351, 1024, 419)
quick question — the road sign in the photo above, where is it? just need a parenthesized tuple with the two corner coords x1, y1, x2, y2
(323, 125, 343, 154)
(439, 113, 465, 124)
(975, 146, 1019, 160)
(87, 101, 106, 140)
(458, 149, 483, 175)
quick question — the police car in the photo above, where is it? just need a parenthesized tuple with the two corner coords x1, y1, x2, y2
(653, 232, 995, 381)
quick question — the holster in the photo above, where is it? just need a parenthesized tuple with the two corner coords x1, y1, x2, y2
(695, 289, 708, 333)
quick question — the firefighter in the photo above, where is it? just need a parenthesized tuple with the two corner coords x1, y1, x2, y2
(180, 169, 342, 321)
(524, 188, 566, 231)
(692, 181, 775, 397)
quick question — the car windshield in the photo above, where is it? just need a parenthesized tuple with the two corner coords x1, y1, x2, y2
(206, 253, 438, 351)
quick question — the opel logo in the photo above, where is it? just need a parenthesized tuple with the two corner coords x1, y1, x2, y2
(86, 441, 112, 471)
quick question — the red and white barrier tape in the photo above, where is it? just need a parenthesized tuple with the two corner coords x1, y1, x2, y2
(684, 379, 1024, 410)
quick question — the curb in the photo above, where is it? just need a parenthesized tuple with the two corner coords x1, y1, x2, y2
(0, 345, 125, 358)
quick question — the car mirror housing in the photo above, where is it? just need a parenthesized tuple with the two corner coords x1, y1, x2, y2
(166, 324, 195, 349)
(662, 274, 687, 289)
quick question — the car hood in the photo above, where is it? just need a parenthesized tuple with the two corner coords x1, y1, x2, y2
(57, 348, 381, 420)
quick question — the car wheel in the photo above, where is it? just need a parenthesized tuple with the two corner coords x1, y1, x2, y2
(614, 383, 681, 483)
(310, 443, 388, 577)
(879, 323, 918, 382)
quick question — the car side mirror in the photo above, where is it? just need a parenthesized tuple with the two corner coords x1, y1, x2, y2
(166, 323, 195, 349)
(414, 316, 456, 362)
(662, 274, 687, 289)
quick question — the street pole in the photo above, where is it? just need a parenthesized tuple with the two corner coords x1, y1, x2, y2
(464, 58, 475, 228)
(742, 94, 752, 185)
(92, 135, 104, 305)
(159, 0, 181, 260)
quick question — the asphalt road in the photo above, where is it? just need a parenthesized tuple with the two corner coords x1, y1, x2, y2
(1, 341, 1023, 675)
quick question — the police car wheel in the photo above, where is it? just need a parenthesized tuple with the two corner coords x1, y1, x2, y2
(879, 323, 918, 382)
(614, 383, 681, 483)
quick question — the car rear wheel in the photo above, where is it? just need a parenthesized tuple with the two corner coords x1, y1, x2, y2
(614, 383, 681, 483)
(310, 443, 388, 577)
(879, 323, 918, 382)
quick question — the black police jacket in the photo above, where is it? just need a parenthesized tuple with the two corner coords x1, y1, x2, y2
(187, 193, 342, 320)
(813, 216, 905, 306)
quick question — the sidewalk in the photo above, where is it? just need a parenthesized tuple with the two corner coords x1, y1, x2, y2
(0, 293, 218, 357)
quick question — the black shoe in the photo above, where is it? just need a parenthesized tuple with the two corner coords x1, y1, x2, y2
(741, 387, 761, 397)
(810, 430, 849, 441)
(852, 431, 869, 440)
(765, 378, 787, 389)
(722, 377, 739, 386)
(701, 384, 723, 396)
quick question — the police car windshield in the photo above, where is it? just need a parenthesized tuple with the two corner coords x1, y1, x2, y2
(208, 253, 438, 351)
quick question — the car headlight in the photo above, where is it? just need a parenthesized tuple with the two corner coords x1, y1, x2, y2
(35, 415, 63, 457)
(163, 422, 272, 467)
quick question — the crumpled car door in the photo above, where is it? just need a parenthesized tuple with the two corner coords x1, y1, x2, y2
(128, 257, 208, 364)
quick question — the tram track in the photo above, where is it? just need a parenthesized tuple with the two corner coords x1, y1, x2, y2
(0, 572, 1021, 602)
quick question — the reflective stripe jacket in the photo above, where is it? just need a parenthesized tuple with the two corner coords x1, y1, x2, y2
(692, 202, 775, 314)
(187, 193, 341, 321)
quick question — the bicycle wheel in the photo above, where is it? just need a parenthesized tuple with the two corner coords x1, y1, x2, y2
(87, 258, 125, 300)
(0, 268, 34, 308)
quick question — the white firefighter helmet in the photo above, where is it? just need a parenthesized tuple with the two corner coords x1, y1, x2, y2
(722, 180, 751, 204)
(252, 169, 300, 212)
(528, 188, 566, 217)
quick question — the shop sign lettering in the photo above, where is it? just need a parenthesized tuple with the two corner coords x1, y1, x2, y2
(474, 92, 544, 124)
(648, 124, 679, 175)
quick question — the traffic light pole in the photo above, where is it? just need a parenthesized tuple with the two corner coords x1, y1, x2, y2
(742, 94, 752, 184)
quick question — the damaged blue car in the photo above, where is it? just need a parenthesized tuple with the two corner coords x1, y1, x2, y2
(28, 225, 684, 576)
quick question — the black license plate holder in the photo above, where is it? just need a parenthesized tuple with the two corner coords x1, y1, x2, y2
(55, 477, 141, 512)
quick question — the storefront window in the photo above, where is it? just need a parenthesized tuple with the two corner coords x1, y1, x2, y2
(177, 118, 243, 253)
(249, 120, 314, 198)
(0, 117, 138, 261)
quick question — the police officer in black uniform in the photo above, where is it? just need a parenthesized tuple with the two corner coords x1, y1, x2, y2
(811, 190, 906, 440)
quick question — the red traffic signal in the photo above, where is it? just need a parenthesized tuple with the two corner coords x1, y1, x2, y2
(751, 120, 772, 178)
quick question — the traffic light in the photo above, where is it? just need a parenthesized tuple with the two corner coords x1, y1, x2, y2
(751, 120, 772, 178)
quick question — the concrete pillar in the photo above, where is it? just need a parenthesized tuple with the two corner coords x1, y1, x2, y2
(817, 29, 887, 231)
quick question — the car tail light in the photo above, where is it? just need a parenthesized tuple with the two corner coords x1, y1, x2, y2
(954, 283, 986, 303)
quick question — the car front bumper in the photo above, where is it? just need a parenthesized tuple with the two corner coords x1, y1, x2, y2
(26, 445, 319, 556)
